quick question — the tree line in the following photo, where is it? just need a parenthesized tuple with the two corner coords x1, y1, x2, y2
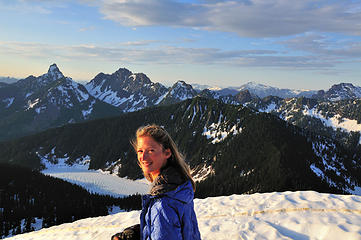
(0, 163, 141, 238)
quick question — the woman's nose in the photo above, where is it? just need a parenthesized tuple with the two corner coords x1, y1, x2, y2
(142, 151, 148, 160)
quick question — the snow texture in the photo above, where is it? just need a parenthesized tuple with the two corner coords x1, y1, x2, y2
(6, 191, 361, 240)
(202, 113, 242, 144)
(40, 153, 149, 197)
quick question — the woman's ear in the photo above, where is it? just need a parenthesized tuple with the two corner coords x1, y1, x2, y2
(164, 148, 172, 158)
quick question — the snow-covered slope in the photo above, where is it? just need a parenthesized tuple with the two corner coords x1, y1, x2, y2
(40, 153, 149, 197)
(85, 68, 168, 112)
(6, 191, 361, 240)
(158, 80, 197, 105)
(238, 82, 317, 98)
(313, 83, 361, 101)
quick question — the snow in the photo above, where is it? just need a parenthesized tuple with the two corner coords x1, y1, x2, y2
(192, 164, 214, 182)
(26, 98, 40, 110)
(303, 108, 361, 133)
(6, 191, 361, 240)
(202, 113, 242, 144)
(303, 107, 361, 144)
(2, 97, 15, 108)
(81, 100, 95, 119)
(259, 102, 278, 113)
(203, 123, 229, 144)
(39, 153, 149, 197)
(72, 81, 89, 102)
(85, 80, 139, 109)
(48, 64, 64, 80)
(154, 92, 168, 104)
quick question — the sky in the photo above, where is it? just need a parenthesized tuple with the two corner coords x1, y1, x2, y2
(1, 0, 361, 90)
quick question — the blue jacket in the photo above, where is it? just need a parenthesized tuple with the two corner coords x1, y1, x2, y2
(140, 180, 201, 240)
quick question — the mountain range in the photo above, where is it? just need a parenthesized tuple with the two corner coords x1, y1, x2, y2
(1, 64, 361, 142)
(1, 64, 361, 238)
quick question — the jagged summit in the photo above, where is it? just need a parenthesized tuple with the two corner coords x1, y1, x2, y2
(158, 80, 197, 105)
(46, 63, 64, 80)
(85, 67, 168, 111)
(312, 83, 361, 101)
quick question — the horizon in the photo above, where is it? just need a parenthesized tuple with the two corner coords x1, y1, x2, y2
(1, 1, 361, 90)
(0, 63, 359, 91)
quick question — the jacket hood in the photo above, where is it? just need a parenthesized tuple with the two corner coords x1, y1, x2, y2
(150, 162, 186, 195)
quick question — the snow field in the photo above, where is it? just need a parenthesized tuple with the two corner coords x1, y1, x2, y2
(40, 155, 149, 197)
(6, 191, 361, 240)
(44, 170, 149, 197)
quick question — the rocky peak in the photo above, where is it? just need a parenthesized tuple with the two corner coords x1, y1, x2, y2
(170, 81, 197, 97)
(312, 83, 361, 101)
(45, 64, 65, 81)
(234, 89, 256, 104)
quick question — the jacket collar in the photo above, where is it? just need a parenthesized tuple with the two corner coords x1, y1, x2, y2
(150, 162, 186, 195)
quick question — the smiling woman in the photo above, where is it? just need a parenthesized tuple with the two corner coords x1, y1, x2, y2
(111, 124, 201, 240)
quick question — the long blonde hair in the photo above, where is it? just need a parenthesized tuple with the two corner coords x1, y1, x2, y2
(131, 124, 196, 191)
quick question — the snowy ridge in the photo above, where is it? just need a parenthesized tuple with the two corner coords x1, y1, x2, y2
(84, 69, 169, 112)
(159, 80, 197, 104)
(6, 191, 361, 240)
(238, 82, 317, 98)
(256, 98, 361, 145)
(315, 83, 361, 101)
(85, 80, 128, 107)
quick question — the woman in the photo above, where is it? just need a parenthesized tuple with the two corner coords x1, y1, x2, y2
(112, 124, 201, 240)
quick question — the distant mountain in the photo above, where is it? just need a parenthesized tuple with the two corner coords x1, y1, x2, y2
(0, 76, 18, 84)
(0, 64, 121, 141)
(2, 64, 361, 145)
(238, 82, 317, 98)
(85, 68, 168, 112)
(85, 70, 200, 112)
(312, 83, 361, 101)
(247, 96, 361, 150)
(159, 80, 197, 105)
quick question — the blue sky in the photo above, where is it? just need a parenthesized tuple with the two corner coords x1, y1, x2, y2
(1, 0, 361, 90)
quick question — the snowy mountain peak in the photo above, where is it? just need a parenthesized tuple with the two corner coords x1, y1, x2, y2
(239, 81, 316, 99)
(86, 67, 168, 111)
(313, 82, 361, 101)
(45, 64, 64, 81)
(170, 80, 197, 99)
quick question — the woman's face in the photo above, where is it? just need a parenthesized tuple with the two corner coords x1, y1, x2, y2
(136, 136, 171, 178)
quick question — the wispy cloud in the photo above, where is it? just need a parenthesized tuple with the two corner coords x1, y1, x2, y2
(119, 40, 164, 46)
(0, 40, 354, 72)
(98, 0, 361, 37)
(0, 1, 52, 14)
(279, 33, 361, 58)
(79, 26, 96, 32)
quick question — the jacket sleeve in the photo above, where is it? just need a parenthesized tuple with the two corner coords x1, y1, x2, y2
(150, 200, 183, 240)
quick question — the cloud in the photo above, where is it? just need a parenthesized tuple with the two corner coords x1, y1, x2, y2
(0, 40, 352, 72)
(0, 0, 75, 14)
(279, 33, 361, 59)
(98, 0, 361, 37)
(119, 40, 164, 46)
